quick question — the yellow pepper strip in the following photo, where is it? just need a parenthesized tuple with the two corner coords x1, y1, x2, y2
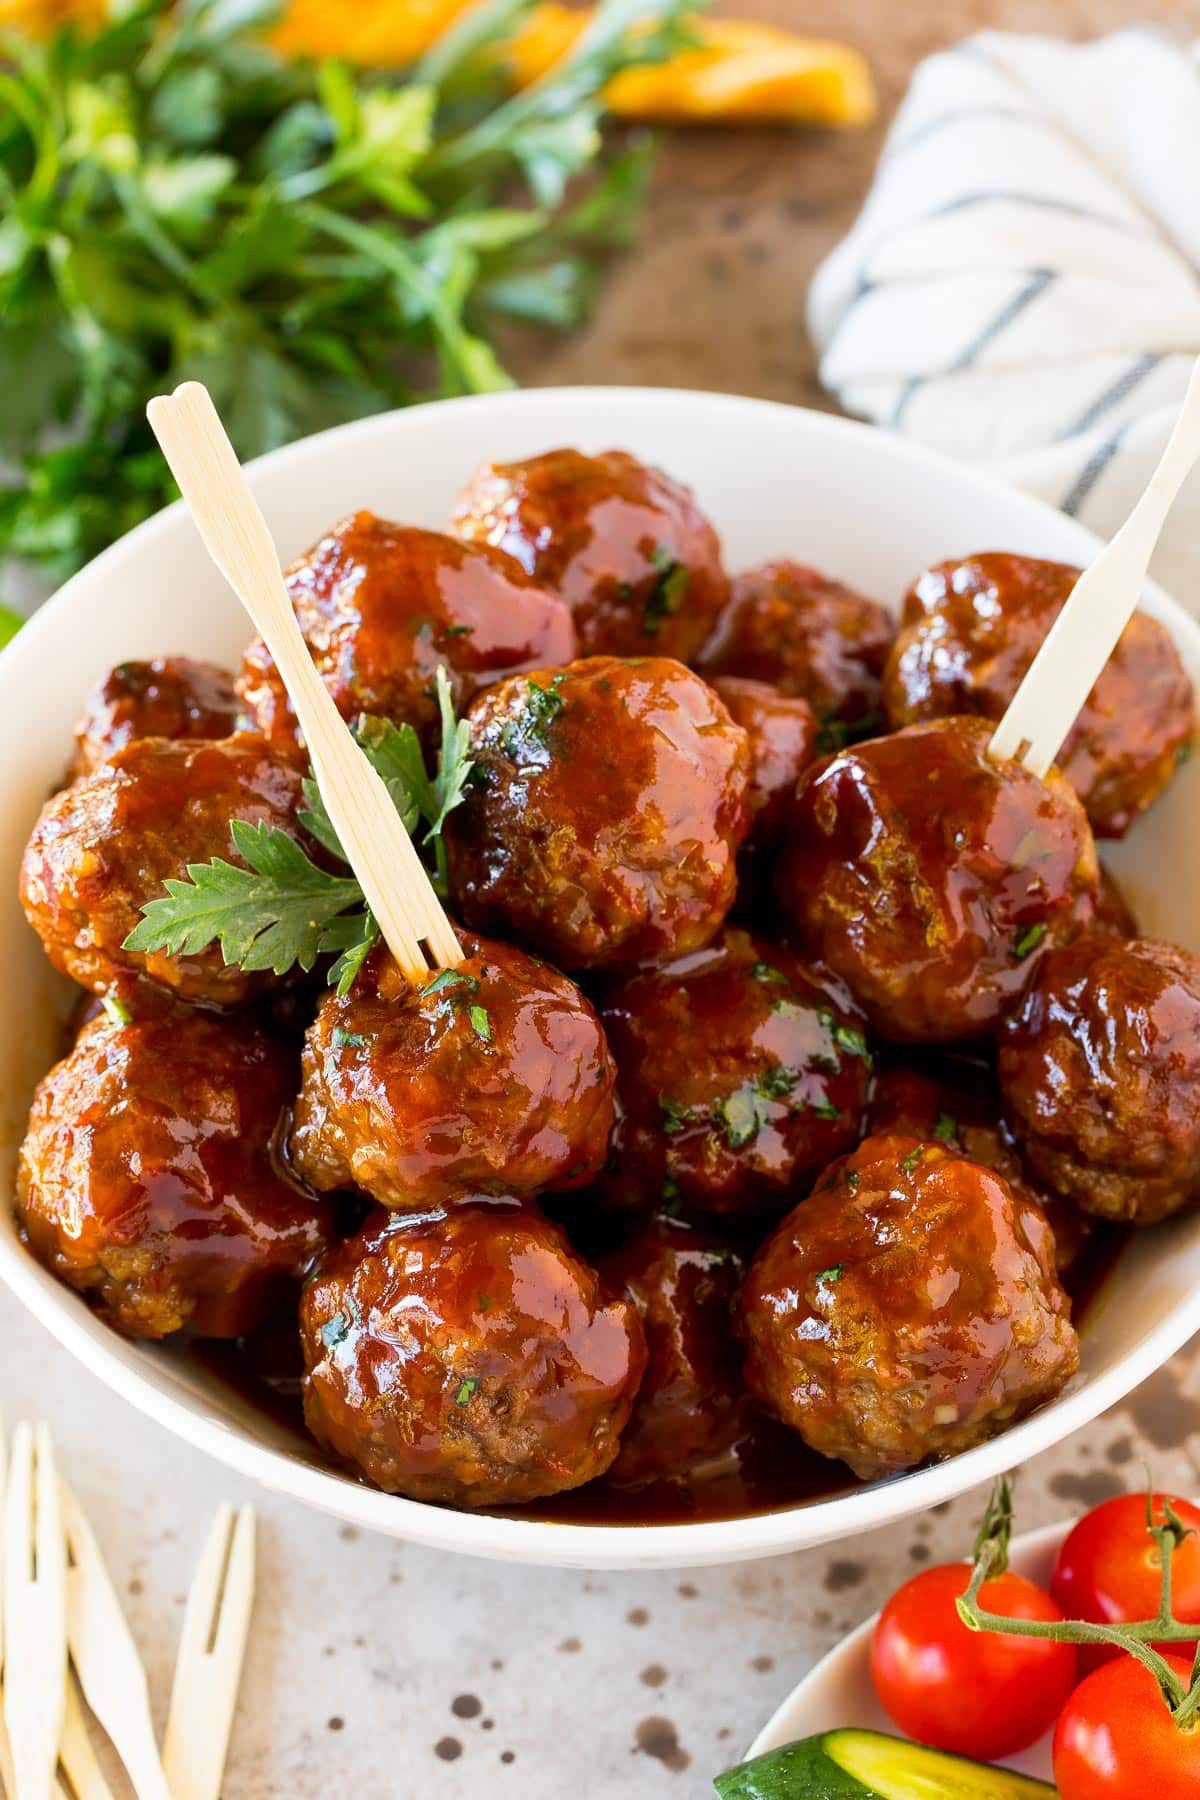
(4, 0, 875, 130)
(0, 0, 104, 30)
(510, 7, 877, 126)
(267, 0, 470, 66)
(267, 0, 876, 129)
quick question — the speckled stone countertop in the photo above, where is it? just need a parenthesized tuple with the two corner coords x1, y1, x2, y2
(11, 2, 1200, 1795)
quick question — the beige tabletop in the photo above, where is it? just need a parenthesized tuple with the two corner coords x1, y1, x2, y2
(12, 3, 1200, 1795)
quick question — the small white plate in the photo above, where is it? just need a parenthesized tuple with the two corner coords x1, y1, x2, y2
(746, 1520, 1070, 1781)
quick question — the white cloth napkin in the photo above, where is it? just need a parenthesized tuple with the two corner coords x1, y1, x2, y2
(809, 28, 1200, 612)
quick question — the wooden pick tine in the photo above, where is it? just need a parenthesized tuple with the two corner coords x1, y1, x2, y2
(990, 355, 1200, 777)
(146, 381, 462, 981)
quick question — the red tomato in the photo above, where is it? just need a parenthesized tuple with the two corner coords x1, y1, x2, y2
(1054, 1654, 1200, 1799)
(870, 1563, 1078, 1760)
(1051, 1493, 1200, 1669)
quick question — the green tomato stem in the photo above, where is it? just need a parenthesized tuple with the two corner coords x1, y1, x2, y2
(957, 1480, 1200, 1724)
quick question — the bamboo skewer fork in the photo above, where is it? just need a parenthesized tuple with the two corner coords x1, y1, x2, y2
(146, 381, 463, 983)
(989, 354, 1200, 777)
(4, 1424, 66, 1800)
(163, 1505, 256, 1800)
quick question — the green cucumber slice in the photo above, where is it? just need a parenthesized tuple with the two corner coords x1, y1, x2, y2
(714, 1729, 1057, 1799)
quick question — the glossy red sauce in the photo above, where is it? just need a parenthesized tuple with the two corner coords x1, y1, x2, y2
(193, 1223, 1125, 1525)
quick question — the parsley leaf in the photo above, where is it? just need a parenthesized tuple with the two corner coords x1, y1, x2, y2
(934, 1112, 958, 1144)
(642, 545, 689, 636)
(816, 1264, 844, 1284)
(659, 1097, 696, 1137)
(123, 819, 363, 974)
(714, 1086, 770, 1150)
(422, 968, 480, 1000)
(0, 0, 694, 597)
(468, 1004, 493, 1044)
(125, 678, 474, 994)
(500, 673, 567, 760)
(1013, 923, 1048, 960)
(454, 1376, 480, 1406)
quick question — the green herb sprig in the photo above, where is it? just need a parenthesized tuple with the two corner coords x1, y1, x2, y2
(0, 0, 694, 592)
(124, 666, 473, 994)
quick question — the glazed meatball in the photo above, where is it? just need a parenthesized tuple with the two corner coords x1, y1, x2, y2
(237, 514, 577, 755)
(709, 677, 817, 844)
(882, 554, 1196, 838)
(446, 657, 751, 970)
(741, 1134, 1079, 1479)
(599, 928, 870, 1219)
(999, 938, 1200, 1225)
(17, 993, 330, 1340)
(300, 1199, 646, 1506)
(72, 657, 239, 775)
(868, 1060, 1094, 1275)
(289, 936, 615, 1211)
(452, 448, 729, 660)
(777, 717, 1099, 1042)
(20, 734, 309, 1006)
(599, 1215, 748, 1488)
(700, 559, 894, 736)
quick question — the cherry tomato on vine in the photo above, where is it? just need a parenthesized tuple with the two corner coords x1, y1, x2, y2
(1051, 1493, 1200, 1669)
(869, 1562, 1078, 1760)
(1054, 1653, 1200, 1799)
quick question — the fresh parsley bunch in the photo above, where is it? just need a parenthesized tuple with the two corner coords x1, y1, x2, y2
(125, 666, 474, 993)
(0, 0, 693, 592)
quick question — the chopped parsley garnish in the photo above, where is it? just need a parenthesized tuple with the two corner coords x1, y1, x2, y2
(455, 1377, 480, 1406)
(810, 1097, 843, 1122)
(815, 710, 883, 756)
(660, 1174, 684, 1218)
(502, 675, 567, 758)
(477, 1293, 492, 1314)
(642, 545, 690, 636)
(757, 1064, 799, 1101)
(659, 1097, 697, 1136)
(715, 1086, 771, 1150)
(125, 668, 474, 995)
(320, 1297, 361, 1350)
(422, 968, 480, 1000)
(330, 1027, 369, 1051)
(713, 1065, 799, 1148)
(814, 1008, 873, 1071)
(831, 1022, 873, 1069)
(844, 1167, 861, 1190)
(468, 1004, 493, 1043)
(900, 1147, 924, 1174)
(444, 623, 475, 639)
(1013, 923, 1047, 960)
(751, 961, 787, 984)
(934, 1112, 958, 1143)
(101, 994, 132, 1028)
(817, 1264, 844, 1284)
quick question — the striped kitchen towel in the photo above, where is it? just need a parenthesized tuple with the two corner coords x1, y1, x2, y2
(808, 28, 1200, 613)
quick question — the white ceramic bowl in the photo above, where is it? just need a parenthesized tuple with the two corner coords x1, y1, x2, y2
(2, 387, 1199, 1570)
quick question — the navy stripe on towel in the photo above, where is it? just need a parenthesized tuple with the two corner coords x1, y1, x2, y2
(1061, 353, 1166, 440)
(1061, 423, 1130, 517)
(949, 267, 1057, 373)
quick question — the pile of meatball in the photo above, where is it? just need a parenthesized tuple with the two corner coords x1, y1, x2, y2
(15, 450, 1200, 1511)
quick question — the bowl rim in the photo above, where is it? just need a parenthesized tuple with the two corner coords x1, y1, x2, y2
(5, 383, 1200, 1569)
